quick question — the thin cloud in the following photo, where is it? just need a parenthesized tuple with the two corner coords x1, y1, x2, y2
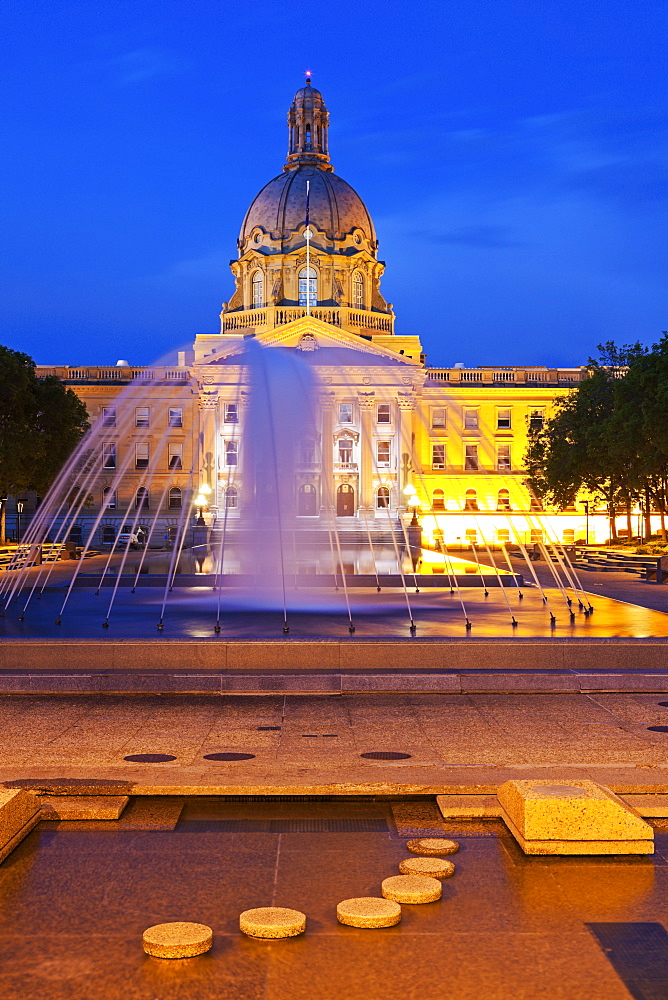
(107, 48, 182, 87)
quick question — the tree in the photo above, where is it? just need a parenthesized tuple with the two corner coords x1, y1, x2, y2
(524, 342, 646, 541)
(0, 346, 89, 542)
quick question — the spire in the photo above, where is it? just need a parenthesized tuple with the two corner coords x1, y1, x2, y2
(285, 74, 333, 172)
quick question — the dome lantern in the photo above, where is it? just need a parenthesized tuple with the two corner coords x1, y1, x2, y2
(285, 75, 332, 173)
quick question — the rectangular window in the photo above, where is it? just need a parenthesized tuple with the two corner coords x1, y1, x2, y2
(103, 487, 116, 509)
(432, 443, 445, 470)
(338, 438, 353, 464)
(497, 444, 511, 471)
(377, 403, 391, 423)
(530, 529, 543, 543)
(102, 406, 116, 427)
(529, 409, 544, 432)
(563, 529, 575, 544)
(102, 443, 116, 469)
(497, 408, 511, 430)
(464, 409, 478, 430)
(168, 443, 183, 470)
(431, 407, 446, 429)
(497, 528, 510, 543)
(300, 440, 316, 464)
(338, 403, 353, 423)
(225, 440, 238, 466)
(135, 442, 149, 469)
(224, 403, 238, 424)
(135, 407, 150, 427)
(376, 441, 391, 466)
(169, 407, 183, 427)
(465, 444, 479, 470)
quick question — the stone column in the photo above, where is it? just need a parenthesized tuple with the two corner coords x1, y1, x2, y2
(197, 391, 219, 492)
(358, 392, 376, 512)
(397, 393, 415, 509)
(320, 394, 335, 515)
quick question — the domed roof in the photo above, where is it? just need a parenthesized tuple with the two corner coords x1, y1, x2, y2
(240, 165, 376, 247)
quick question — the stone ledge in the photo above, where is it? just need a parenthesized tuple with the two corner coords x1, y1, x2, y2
(40, 795, 130, 820)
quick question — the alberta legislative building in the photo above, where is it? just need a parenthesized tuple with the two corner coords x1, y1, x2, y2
(35, 79, 601, 552)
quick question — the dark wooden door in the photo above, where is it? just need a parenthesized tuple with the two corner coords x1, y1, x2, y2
(337, 484, 355, 516)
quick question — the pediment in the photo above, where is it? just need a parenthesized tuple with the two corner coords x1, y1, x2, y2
(253, 316, 418, 365)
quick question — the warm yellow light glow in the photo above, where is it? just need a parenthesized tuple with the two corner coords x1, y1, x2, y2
(194, 494, 206, 507)
(199, 483, 212, 495)
(403, 485, 418, 498)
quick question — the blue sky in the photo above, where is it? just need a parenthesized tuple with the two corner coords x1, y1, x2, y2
(1, 0, 666, 367)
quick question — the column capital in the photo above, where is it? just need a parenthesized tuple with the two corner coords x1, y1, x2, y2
(198, 391, 219, 410)
(397, 392, 415, 411)
(358, 391, 376, 410)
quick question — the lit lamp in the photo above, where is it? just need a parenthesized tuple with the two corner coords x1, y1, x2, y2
(194, 483, 212, 526)
(403, 484, 421, 527)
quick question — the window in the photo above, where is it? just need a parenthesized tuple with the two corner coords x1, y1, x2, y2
(169, 408, 183, 427)
(377, 441, 391, 466)
(432, 488, 446, 512)
(102, 443, 116, 469)
(102, 487, 116, 509)
(465, 444, 479, 471)
(167, 524, 178, 543)
(225, 440, 238, 466)
(224, 402, 238, 424)
(69, 525, 83, 545)
(497, 408, 511, 430)
(432, 443, 445, 470)
(298, 267, 317, 308)
(353, 272, 364, 309)
(497, 444, 511, 471)
(376, 486, 390, 509)
(168, 443, 183, 470)
(464, 409, 478, 430)
(497, 488, 511, 511)
(377, 403, 391, 423)
(168, 487, 182, 510)
(300, 439, 316, 464)
(563, 529, 575, 544)
(497, 528, 510, 543)
(225, 486, 238, 509)
(102, 406, 116, 427)
(338, 438, 353, 464)
(136, 487, 149, 509)
(135, 442, 149, 469)
(530, 529, 543, 543)
(529, 494, 543, 511)
(464, 489, 478, 511)
(529, 409, 544, 432)
(251, 271, 263, 309)
(101, 525, 115, 545)
(297, 483, 317, 515)
(431, 407, 446, 429)
(465, 528, 477, 543)
(339, 403, 353, 423)
(135, 407, 150, 427)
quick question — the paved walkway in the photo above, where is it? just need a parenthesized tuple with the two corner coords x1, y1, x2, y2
(3, 692, 668, 793)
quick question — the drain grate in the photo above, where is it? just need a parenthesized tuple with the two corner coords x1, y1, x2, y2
(587, 922, 668, 999)
(123, 753, 176, 763)
(257, 726, 281, 731)
(203, 752, 255, 761)
(647, 727, 668, 733)
(176, 818, 389, 833)
(360, 751, 412, 760)
(658, 703, 668, 708)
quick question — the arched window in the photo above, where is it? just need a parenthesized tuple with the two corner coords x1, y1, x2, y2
(432, 489, 446, 512)
(168, 487, 182, 510)
(251, 271, 263, 309)
(464, 489, 478, 511)
(225, 486, 238, 509)
(102, 487, 116, 509)
(101, 525, 115, 545)
(353, 272, 364, 309)
(299, 267, 317, 308)
(136, 487, 149, 510)
(69, 525, 82, 545)
(376, 486, 390, 509)
(305, 125, 311, 149)
(497, 489, 511, 511)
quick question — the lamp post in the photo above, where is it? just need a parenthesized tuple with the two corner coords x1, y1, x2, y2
(403, 484, 420, 526)
(581, 500, 590, 545)
(194, 483, 212, 525)
(16, 501, 24, 543)
(403, 485, 423, 573)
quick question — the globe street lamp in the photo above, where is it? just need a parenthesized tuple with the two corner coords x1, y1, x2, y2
(403, 484, 420, 527)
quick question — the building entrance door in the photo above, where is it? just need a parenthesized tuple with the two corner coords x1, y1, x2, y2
(337, 484, 355, 516)
(298, 484, 317, 516)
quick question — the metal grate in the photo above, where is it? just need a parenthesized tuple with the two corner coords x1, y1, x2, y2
(123, 753, 176, 763)
(203, 752, 255, 761)
(587, 922, 668, 999)
(176, 818, 389, 833)
(360, 751, 412, 760)
(647, 727, 668, 733)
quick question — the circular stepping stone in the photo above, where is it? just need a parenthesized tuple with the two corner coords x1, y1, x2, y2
(142, 922, 212, 959)
(239, 907, 306, 939)
(407, 837, 459, 856)
(382, 875, 441, 904)
(336, 897, 401, 928)
(399, 857, 455, 879)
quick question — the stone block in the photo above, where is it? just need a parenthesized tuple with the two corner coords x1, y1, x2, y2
(497, 779, 653, 853)
(0, 789, 41, 863)
(40, 795, 130, 820)
(436, 794, 500, 818)
(620, 794, 668, 817)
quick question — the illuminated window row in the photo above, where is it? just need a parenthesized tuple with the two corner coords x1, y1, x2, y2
(431, 444, 513, 471)
(429, 407, 545, 431)
(101, 443, 183, 470)
(101, 407, 183, 428)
